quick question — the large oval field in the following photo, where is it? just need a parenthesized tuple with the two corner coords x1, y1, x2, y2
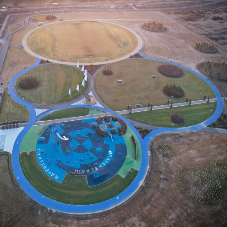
(27, 21, 138, 63)
(95, 59, 215, 111)
(15, 64, 87, 105)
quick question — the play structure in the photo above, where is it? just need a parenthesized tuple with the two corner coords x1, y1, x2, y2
(36, 118, 128, 186)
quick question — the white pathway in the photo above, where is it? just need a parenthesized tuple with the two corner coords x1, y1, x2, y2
(0, 127, 24, 154)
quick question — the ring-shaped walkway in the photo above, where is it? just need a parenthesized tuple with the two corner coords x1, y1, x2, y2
(10, 53, 223, 214)
(22, 20, 143, 66)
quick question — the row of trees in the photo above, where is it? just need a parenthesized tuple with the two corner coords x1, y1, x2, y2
(142, 21, 167, 32)
(198, 61, 227, 81)
(1, 121, 20, 130)
(195, 42, 218, 53)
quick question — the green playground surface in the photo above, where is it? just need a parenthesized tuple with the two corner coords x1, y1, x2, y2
(118, 125, 142, 178)
(20, 151, 138, 205)
(124, 102, 217, 127)
(88, 108, 105, 115)
(20, 125, 48, 152)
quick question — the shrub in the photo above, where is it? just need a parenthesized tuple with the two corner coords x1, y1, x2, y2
(103, 70, 113, 76)
(197, 61, 227, 81)
(170, 114, 185, 124)
(163, 84, 184, 98)
(142, 21, 167, 32)
(19, 76, 39, 89)
(158, 64, 183, 78)
(46, 15, 56, 20)
(195, 42, 218, 53)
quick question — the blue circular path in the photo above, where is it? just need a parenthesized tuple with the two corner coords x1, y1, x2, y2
(9, 53, 223, 214)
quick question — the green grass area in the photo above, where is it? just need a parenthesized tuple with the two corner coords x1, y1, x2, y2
(20, 125, 48, 152)
(0, 88, 30, 123)
(88, 108, 105, 115)
(95, 59, 215, 111)
(124, 102, 217, 127)
(118, 125, 142, 178)
(15, 64, 87, 105)
(20, 151, 138, 205)
(40, 108, 89, 121)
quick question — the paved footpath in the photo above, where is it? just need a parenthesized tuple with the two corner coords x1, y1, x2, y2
(32, 98, 221, 129)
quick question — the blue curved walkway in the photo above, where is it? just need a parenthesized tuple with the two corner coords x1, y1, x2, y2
(10, 53, 223, 214)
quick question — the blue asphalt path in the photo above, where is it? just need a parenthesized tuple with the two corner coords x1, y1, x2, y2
(9, 53, 224, 214)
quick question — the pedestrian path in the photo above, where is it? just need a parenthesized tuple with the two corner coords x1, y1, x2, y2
(8, 53, 224, 214)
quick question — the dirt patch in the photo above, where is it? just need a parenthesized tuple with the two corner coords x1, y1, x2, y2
(1, 48, 36, 84)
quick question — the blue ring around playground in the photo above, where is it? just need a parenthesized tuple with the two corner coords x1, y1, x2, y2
(10, 53, 224, 214)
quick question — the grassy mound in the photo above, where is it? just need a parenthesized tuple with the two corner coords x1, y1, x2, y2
(20, 151, 138, 205)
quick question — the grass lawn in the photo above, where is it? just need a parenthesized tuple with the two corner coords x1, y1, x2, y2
(27, 21, 138, 63)
(0, 88, 29, 123)
(40, 107, 89, 121)
(124, 102, 217, 127)
(20, 151, 138, 205)
(10, 24, 21, 32)
(95, 59, 215, 111)
(15, 64, 87, 105)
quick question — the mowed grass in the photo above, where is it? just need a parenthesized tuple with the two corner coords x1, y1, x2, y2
(40, 107, 89, 121)
(20, 151, 138, 205)
(15, 64, 87, 104)
(124, 102, 217, 127)
(0, 88, 29, 123)
(27, 21, 138, 63)
(95, 59, 215, 111)
(10, 24, 21, 32)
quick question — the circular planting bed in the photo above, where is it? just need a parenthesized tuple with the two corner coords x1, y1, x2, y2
(197, 61, 227, 81)
(95, 59, 214, 111)
(195, 42, 218, 53)
(19, 76, 39, 89)
(170, 114, 185, 124)
(16, 64, 87, 105)
(26, 21, 139, 63)
(163, 84, 184, 98)
(158, 64, 183, 78)
(103, 69, 113, 75)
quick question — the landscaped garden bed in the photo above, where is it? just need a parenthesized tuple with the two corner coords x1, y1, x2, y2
(163, 84, 184, 98)
(158, 64, 183, 78)
(197, 61, 227, 81)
